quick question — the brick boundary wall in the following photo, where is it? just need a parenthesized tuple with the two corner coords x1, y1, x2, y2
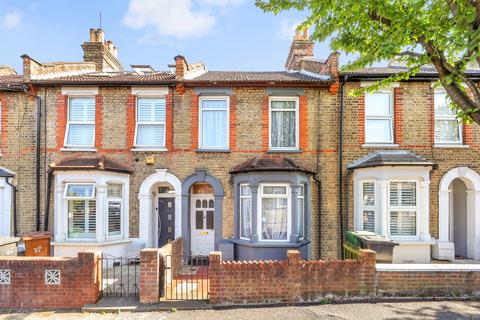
(139, 237, 183, 304)
(209, 250, 480, 305)
(208, 249, 376, 304)
(0, 251, 101, 308)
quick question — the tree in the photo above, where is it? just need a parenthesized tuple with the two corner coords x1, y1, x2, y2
(256, 0, 480, 124)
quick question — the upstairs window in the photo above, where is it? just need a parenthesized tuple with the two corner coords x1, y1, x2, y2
(269, 97, 299, 150)
(365, 92, 393, 144)
(434, 91, 462, 144)
(135, 98, 166, 148)
(389, 181, 417, 237)
(65, 97, 95, 147)
(199, 97, 229, 149)
(64, 184, 96, 239)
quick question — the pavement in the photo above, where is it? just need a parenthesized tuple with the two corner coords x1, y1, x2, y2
(1, 300, 480, 319)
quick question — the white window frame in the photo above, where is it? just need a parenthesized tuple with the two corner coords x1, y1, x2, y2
(107, 183, 123, 239)
(297, 184, 305, 240)
(198, 96, 230, 150)
(239, 184, 252, 240)
(268, 96, 300, 150)
(257, 183, 292, 242)
(387, 180, 419, 240)
(64, 96, 96, 148)
(364, 91, 394, 144)
(360, 180, 376, 233)
(434, 90, 463, 145)
(63, 183, 96, 200)
(133, 96, 167, 149)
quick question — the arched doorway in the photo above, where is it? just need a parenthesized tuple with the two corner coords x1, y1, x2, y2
(139, 169, 182, 248)
(182, 169, 224, 256)
(436, 167, 480, 260)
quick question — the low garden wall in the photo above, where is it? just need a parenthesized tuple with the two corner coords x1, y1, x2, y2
(209, 250, 480, 305)
(139, 237, 183, 304)
(0, 251, 101, 308)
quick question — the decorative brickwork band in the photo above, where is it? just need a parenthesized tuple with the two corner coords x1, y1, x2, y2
(56, 94, 68, 149)
(229, 95, 236, 151)
(126, 94, 136, 149)
(427, 88, 435, 145)
(357, 94, 365, 145)
(0, 94, 8, 152)
(94, 95, 103, 149)
(464, 124, 474, 146)
(393, 87, 404, 145)
(261, 95, 269, 151)
(166, 93, 174, 151)
(191, 93, 199, 150)
(299, 95, 308, 150)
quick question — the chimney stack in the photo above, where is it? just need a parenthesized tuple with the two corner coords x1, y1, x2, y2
(285, 28, 314, 71)
(82, 28, 123, 72)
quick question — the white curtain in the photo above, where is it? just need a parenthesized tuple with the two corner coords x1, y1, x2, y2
(271, 101, 296, 148)
(261, 198, 287, 240)
(201, 99, 228, 148)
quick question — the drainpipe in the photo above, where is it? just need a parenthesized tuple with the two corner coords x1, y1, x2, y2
(339, 75, 348, 259)
(35, 96, 41, 231)
(44, 171, 52, 232)
(5, 177, 17, 236)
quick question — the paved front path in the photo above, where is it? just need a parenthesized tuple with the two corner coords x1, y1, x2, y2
(1, 301, 480, 319)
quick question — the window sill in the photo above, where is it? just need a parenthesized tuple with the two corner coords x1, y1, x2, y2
(52, 238, 132, 247)
(195, 149, 231, 153)
(131, 148, 168, 152)
(267, 149, 303, 153)
(362, 144, 399, 148)
(230, 238, 310, 248)
(433, 144, 469, 149)
(61, 147, 97, 152)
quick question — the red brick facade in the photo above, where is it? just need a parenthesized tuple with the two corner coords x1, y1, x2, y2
(393, 87, 404, 145)
(261, 95, 269, 151)
(299, 95, 308, 150)
(229, 95, 237, 151)
(56, 94, 68, 150)
(357, 94, 365, 145)
(126, 94, 136, 149)
(166, 93, 174, 151)
(190, 93, 199, 150)
(0, 251, 101, 308)
(0, 93, 8, 152)
(94, 95, 103, 149)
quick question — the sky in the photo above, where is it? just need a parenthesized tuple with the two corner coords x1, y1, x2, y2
(0, 0, 345, 73)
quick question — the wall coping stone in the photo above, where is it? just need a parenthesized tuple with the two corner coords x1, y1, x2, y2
(376, 263, 480, 272)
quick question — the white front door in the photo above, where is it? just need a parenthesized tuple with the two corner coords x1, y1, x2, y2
(191, 195, 215, 256)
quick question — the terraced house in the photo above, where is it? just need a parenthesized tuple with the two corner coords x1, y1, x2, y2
(1, 27, 480, 263)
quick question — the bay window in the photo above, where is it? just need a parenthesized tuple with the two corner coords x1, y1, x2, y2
(65, 97, 95, 147)
(297, 185, 305, 239)
(240, 184, 252, 239)
(434, 91, 462, 144)
(107, 184, 122, 237)
(269, 97, 299, 150)
(260, 185, 289, 241)
(135, 98, 166, 148)
(389, 181, 417, 237)
(199, 97, 229, 149)
(361, 181, 375, 232)
(365, 91, 393, 144)
(65, 184, 96, 239)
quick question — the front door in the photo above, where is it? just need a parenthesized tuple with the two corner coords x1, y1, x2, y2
(191, 196, 215, 256)
(158, 197, 175, 248)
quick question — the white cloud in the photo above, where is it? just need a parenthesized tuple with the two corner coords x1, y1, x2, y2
(278, 19, 301, 40)
(3, 11, 22, 29)
(123, 0, 243, 40)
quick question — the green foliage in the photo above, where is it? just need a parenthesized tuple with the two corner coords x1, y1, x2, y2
(256, 0, 480, 123)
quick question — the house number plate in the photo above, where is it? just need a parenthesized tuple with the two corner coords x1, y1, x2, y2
(201, 231, 209, 235)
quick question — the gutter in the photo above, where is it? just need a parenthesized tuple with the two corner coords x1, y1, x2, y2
(338, 75, 347, 259)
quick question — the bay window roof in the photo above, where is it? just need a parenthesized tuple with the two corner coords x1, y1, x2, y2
(347, 151, 435, 170)
(230, 156, 314, 174)
(49, 155, 133, 174)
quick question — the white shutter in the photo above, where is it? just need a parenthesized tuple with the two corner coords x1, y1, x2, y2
(362, 182, 375, 232)
(108, 201, 121, 237)
(389, 182, 417, 236)
(390, 211, 416, 236)
(135, 98, 166, 147)
(66, 98, 95, 147)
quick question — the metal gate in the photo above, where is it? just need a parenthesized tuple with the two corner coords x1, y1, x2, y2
(101, 254, 140, 298)
(162, 253, 209, 300)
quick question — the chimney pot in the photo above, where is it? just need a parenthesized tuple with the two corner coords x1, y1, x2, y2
(89, 28, 96, 42)
(107, 40, 114, 53)
(294, 29, 309, 41)
(96, 28, 105, 43)
(113, 46, 118, 58)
